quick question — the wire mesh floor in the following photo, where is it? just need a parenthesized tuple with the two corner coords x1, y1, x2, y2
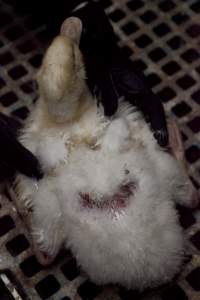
(0, 0, 200, 299)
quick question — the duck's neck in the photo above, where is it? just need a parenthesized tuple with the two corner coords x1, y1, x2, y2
(39, 87, 96, 128)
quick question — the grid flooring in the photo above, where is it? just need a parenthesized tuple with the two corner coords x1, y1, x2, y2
(0, 0, 199, 299)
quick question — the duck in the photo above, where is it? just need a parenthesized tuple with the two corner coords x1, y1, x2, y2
(12, 17, 198, 290)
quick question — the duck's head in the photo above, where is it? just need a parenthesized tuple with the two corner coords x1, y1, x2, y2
(37, 17, 87, 123)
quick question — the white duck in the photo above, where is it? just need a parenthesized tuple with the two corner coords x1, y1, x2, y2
(12, 17, 198, 290)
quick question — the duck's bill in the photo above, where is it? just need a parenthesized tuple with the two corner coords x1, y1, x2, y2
(60, 16, 83, 45)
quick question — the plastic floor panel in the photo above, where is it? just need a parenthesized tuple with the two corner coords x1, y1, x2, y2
(0, 0, 200, 299)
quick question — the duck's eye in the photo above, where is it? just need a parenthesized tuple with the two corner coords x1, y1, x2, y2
(124, 169, 130, 175)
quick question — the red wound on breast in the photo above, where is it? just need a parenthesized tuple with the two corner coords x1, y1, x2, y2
(79, 181, 137, 212)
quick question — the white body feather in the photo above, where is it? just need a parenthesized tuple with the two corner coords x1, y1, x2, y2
(14, 36, 193, 290)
